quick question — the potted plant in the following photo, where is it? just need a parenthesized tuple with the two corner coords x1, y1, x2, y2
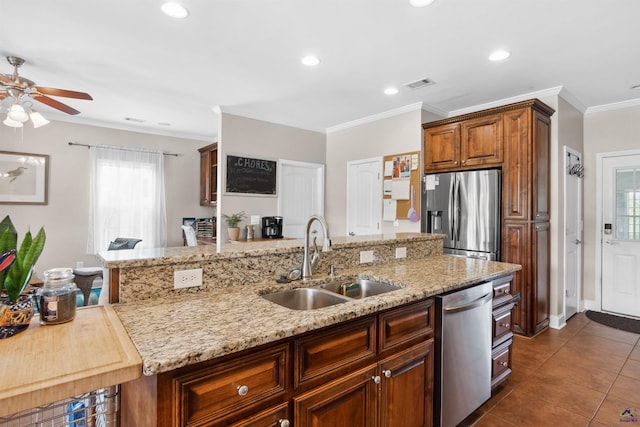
(0, 215, 46, 339)
(222, 211, 246, 241)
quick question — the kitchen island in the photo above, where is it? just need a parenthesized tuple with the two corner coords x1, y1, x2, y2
(103, 233, 519, 426)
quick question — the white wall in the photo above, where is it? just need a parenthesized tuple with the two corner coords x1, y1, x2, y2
(549, 97, 584, 325)
(326, 108, 436, 236)
(218, 113, 326, 240)
(0, 121, 211, 277)
(583, 104, 640, 304)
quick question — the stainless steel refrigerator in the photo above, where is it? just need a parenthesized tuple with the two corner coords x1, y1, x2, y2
(422, 169, 501, 260)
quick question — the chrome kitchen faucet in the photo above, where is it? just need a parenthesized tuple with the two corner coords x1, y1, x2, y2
(302, 215, 331, 280)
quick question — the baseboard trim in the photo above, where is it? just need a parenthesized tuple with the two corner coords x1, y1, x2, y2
(549, 314, 566, 330)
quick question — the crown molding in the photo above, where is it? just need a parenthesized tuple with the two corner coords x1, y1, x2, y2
(585, 97, 640, 114)
(448, 87, 564, 117)
(326, 102, 424, 133)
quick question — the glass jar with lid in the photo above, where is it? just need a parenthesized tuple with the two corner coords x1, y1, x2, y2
(38, 267, 77, 325)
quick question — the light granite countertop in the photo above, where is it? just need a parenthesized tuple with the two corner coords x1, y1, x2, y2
(113, 255, 521, 376)
(98, 232, 441, 268)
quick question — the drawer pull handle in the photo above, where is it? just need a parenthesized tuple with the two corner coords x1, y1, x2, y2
(499, 322, 510, 329)
(237, 385, 249, 396)
(499, 288, 510, 294)
(499, 361, 508, 367)
(279, 419, 291, 427)
(383, 369, 392, 378)
(372, 375, 381, 384)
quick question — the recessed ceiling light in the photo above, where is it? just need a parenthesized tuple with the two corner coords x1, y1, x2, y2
(489, 50, 511, 61)
(409, 0, 435, 7)
(301, 55, 320, 67)
(384, 87, 399, 95)
(161, 2, 189, 19)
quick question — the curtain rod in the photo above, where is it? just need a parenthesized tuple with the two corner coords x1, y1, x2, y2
(68, 142, 179, 157)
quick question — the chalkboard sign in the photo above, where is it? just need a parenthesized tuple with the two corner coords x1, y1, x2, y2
(225, 155, 277, 195)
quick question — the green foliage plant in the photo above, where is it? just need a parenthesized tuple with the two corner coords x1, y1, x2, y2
(222, 211, 246, 228)
(0, 215, 46, 303)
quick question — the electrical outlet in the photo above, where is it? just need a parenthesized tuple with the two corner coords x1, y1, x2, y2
(174, 268, 203, 289)
(394, 219, 399, 227)
(395, 247, 407, 259)
(251, 215, 260, 225)
(360, 250, 374, 264)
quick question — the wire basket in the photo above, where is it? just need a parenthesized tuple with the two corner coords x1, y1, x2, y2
(0, 385, 119, 427)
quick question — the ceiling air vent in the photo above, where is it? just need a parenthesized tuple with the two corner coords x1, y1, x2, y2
(404, 78, 435, 90)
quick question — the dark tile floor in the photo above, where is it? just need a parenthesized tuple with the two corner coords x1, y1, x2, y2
(462, 312, 640, 426)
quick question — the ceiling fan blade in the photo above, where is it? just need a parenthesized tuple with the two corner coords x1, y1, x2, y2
(0, 73, 13, 85)
(35, 86, 93, 100)
(34, 94, 81, 115)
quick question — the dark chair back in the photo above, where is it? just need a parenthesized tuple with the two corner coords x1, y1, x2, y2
(108, 238, 142, 250)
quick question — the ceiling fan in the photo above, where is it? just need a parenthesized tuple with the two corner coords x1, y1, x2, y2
(0, 56, 92, 127)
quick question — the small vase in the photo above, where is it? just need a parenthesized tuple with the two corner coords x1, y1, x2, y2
(0, 294, 34, 339)
(228, 227, 240, 242)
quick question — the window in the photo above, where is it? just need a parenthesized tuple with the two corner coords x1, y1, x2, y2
(615, 168, 640, 240)
(87, 145, 166, 254)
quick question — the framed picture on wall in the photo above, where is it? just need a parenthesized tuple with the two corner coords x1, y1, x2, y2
(0, 151, 49, 205)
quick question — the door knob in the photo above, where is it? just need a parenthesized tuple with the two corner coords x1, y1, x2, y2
(372, 376, 381, 384)
(575, 239, 582, 244)
(383, 369, 392, 378)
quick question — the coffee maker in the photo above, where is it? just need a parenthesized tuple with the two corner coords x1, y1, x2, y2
(262, 216, 283, 239)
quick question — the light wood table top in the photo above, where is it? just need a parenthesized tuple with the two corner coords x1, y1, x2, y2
(0, 304, 141, 417)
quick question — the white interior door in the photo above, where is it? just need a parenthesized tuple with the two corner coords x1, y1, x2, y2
(347, 157, 382, 236)
(564, 148, 582, 320)
(601, 153, 640, 318)
(278, 160, 324, 238)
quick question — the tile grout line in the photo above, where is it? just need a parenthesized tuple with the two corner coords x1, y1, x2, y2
(586, 330, 640, 425)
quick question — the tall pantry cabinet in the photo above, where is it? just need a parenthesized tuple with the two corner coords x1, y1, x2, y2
(423, 99, 555, 336)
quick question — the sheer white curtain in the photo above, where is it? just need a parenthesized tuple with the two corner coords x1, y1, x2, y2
(87, 145, 167, 254)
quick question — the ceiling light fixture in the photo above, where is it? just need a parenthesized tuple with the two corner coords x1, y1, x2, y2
(409, 0, 435, 7)
(29, 110, 50, 128)
(489, 50, 511, 61)
(631, 84, 640, 90)
(3, 115, 23, 128)
(301, 55, 321, 67)
(8, 103, 29, 123)
(2, 98, 53, 129)
(161, 2, 189, 19)
(384, 87, 399, 95)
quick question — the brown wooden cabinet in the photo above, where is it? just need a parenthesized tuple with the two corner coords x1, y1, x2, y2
(424, 113, 503, 172)
(423, 99, 554, 337)
(199, 143, 218, 206)
(490, 274, 514, 389)
(121, 298, 435, 427)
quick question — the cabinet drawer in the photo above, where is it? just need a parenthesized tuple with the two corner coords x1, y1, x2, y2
(491, 339, 512, 389)
(172, 343, 289, 427)
(295, 316, 376, 389)
(228, 402, 290, 427)
(492, 275, 513, 308)
(378, 299, 434, 355)
(492, 303, 514, 346)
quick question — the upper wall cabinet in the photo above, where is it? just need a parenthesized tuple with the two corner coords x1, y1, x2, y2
(199, 143, 218, 206)
(424, 113, 503, 171)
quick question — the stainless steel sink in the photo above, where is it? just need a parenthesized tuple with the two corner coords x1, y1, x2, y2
(261, 278, 401, 310)
(260, 287, 351, 310)
(319, 278, 400, 299)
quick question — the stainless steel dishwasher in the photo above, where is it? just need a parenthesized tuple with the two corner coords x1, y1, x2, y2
(434, 281, 493, 427)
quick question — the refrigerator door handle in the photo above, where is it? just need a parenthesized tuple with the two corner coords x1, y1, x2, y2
(448, 175, 456, 241)
(453, 174, 461, 242)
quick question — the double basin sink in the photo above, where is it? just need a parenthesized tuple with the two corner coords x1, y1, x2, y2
(261, 278, 401, 310)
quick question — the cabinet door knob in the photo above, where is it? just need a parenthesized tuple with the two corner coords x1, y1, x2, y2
(499, 322, 510, 329)
(499, 361, 508, 367)
(372, 375, 381, 384)
(499, 288, 510, 294)
(237, 385, 249, 396)
(462, 160, 466, 164)
(278, 419, 291, 427)
(383, 369, 392, 378)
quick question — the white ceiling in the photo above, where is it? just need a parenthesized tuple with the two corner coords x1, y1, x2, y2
(1, 0, 639, 141)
